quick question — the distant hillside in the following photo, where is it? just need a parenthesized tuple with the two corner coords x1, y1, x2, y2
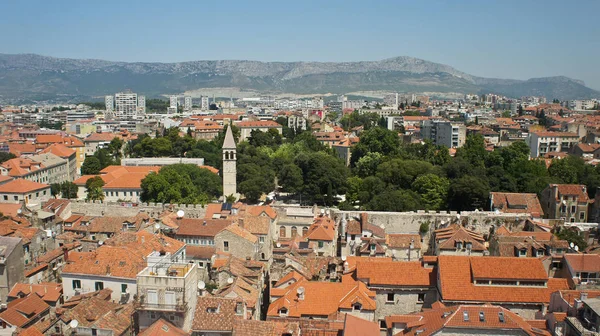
(0, 53, 597, 103)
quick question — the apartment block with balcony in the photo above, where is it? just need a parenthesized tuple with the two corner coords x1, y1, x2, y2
(421, 120, 466, 148)
(540, 184, 591, 222)
(527, 131, 580, 157)
(137, 261, 198, 332)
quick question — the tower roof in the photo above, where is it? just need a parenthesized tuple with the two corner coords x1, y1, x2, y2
(223, 125, 236, 149)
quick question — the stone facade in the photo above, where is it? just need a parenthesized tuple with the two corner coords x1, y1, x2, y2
(214, 229, 258, 261)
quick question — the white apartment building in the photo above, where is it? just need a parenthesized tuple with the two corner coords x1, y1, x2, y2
(200, 96, 209, 110)
(421, 120, 466, 148)
(527, 131, 580, 157)
(138, 95, 146, 114)
(170, 95, 178, 109)
(342, 100, 365, 110)
(288, 115, 307, 131)
(184, 96, 193, 111)
(568, 99, 597, 111)
(114, 91, 139, 119)
(105, 95, 114, 112)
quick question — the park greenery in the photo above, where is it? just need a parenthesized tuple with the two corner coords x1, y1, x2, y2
(85, 113, 600, 213)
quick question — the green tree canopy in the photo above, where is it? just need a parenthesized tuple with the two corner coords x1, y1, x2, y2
(140, 164, 221, 204)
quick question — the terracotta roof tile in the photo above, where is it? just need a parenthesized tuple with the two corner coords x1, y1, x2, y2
(220, 223, 258, 243)
(490, 192, 544, 217)
(192, 296, 239, 332)
(8, 283, 62, 303)
(356, 259, 435, 287)
(438, 256, 569, 304)
(564, 254, 600, 273)
(175, 218, 232, 237)
(139, 318, 188, 336)
(0, 178, 49, 193)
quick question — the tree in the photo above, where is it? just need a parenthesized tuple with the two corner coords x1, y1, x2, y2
(60, 181, 79, 199)
(518, 104, 524, 116)
(107, 137, 124, 162)
(85, 176, 105, 201)
(447, 176, 490, 211)
(412, 174, 449, 210)
(294, 152, 349, 204)
(51, 183, 62, 198)
(81, 156, 102, 175)
(350, 127, 400, 166)
(140, 164, 221, 204)
(368, 189, 421, 212)
(278, 164, 303, 194)
(556, 228, 587, 250)
(355, 152, 383, 178)
(501, 110, 512, 118)
(0, 152, 16, 164)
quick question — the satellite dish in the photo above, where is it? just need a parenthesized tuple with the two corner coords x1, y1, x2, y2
(227, 277, 234, 284)
(570, 242, 575, 248)
(198, 281, 206, 290)
(276, 242, 281, 248)
(575, 246, 579, 251)
(297, 287, 305, 294)
(154, 223, 160, 230)
(456, 214, 461, 220)
(341, 255, 347, 261)
(69, 320, 79, 329)
(98, 241, 103, 245)
(16, 209, 22, 215)
(176, 210, 185, 218)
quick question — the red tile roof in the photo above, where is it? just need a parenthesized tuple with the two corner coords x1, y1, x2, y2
(0, 294, 49, 327)
(438, 256, 569, 304)
(490, 192, 544, 217)
(267, 277, 376, 318)
(355, 259, 435, 287)
(139, 318, 188, 336)
(0, 179, 49, 193)
(564, 254, 600, 273)
(175, 218, 232, 237)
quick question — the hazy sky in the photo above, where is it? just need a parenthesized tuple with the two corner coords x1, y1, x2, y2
(1, 0, 599, 89)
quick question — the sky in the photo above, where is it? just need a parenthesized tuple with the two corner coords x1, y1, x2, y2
(1, 0, 599, 89)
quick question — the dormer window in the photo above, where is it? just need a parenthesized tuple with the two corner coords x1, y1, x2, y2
(455, 242, 463, 249)
(518, 248, 527, 257)
(353, 303, 362, 311)
(370, 244, 376, 251)
(279, 308, 288, 317)
(536, 249, 545, 257)
(465, 242, 472, 250)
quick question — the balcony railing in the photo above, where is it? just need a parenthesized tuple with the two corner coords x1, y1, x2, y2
(139, 302, 187, 312)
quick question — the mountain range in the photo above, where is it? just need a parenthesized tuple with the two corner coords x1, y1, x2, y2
(0, 53, 598, 103)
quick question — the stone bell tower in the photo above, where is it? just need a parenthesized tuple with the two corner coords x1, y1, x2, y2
(222, 125, 237, 197)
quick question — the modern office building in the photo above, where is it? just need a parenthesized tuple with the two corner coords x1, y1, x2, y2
(184, 96, 192, 111)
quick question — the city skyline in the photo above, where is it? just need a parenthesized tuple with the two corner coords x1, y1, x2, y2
(0, 0, 599, 89)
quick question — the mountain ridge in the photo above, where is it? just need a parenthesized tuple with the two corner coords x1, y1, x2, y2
(0, 53, 597, 102)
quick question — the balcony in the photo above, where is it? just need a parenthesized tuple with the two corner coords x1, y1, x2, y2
(139, 301, 188, 312)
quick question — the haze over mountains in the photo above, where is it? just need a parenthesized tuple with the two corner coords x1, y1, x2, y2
(0, 53, 597, 103)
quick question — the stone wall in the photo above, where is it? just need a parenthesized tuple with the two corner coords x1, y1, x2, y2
(70, 200, 207, 218)
(332, 209, 531, 238)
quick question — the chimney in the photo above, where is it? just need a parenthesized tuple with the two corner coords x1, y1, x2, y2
(581, 292, 589, 301)
(106, 265, 110, 275)
(62, 246, 69, 262)
(360, 212, 368, 227)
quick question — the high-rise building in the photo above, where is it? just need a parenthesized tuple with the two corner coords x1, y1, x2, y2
(421, 120, 466, 148)
(170, 96, 178, 109)
(200, 96, 209, 111)
(184, 96, 192, 111)
(105, 95, 114, 112)
(114, 91, 139, 120)
(137, 95, 146, 114)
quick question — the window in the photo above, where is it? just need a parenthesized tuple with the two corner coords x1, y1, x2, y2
(379, 320, 386, 329)
(561, 205, 567, 213)
(455, 242, 463, 249)
(518, 249, 527, 257)
(351, 234, 356, 240)
(150, 312, 156, 319)
(353, 303, 362, 311)
(54, 326, 60, 333)
(418, 293, 425, 303)
(95, 281, 104, 290)
(302, 226, 309, 237)
(223, 241, 229, 252)
(280, 226, 286, 238)
(121, 284, 128, 293)
(13, 196, 17, 201)
(259, 236, 265, 243)
(370, 244, 376, 251)
(536, 249, 545, 257)
(570, 217, 575, 223)
(279, 308, 288, 317)
(580, 212, 585, 220)
(466, 242, 472, 250)
(198, 261, 204, 268)
(147, 290, 158, 304)
(318, 241, 324, 248)
(570, 205, 576, 213)
(36, 192, 39, 197)
(72, 280, 81, 289)
(387, 293, 394, 303)
(43, 191, 46, 195)
(235, 302, 243, 315)
(291, 226, 297, 238)
(3, 196, 6, 201)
